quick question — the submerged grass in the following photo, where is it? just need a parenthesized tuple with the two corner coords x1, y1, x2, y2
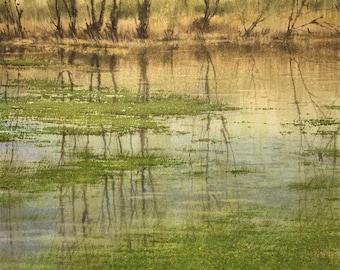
(0, 132, 13, 142)
(289, 174, 339, 190)
(7, 203, 339, 270)
(294, 118, 340, 127)
(0, 93, 237, 134)
(226, 166, 260, 174)
(0, 153, 183, 191)
(302, 147, 340, 158)
(0, 58, 51, 67)
(325, 105, 340, 110)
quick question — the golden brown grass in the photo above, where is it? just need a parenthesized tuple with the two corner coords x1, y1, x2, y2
(1, 7, 340, 46)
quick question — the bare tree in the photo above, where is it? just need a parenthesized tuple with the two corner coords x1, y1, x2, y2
(193, 0, 220, 32)
(4, 0, 24, 38)
(284, 0, 310, 41)
(51, 0, 64, 38)
(238, 0, 270, 37)
(86, 0, 107, 40)
(108, 0, 121, 41)
(63, 0, 78, 38)
(284, 0, 328, 41)
(136, 0, 151, 39)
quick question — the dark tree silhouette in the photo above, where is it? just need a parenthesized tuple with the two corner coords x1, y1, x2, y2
(63, 0, 78, 38)
(193, 0, 219, 32)
(86, 0, 107, 40)
(108, 0, 121, 41)
(4, 0, 24, 38)
(137, 0, 151, 39)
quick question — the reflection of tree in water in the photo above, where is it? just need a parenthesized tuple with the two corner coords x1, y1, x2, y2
(192, 111, 240, 229)
(288, 50, 340, 257)
(195, 45, 217, 103)
(50, 126, 161, 259)
(137, 48, 149, 102)
(56, 48, 75, 101)
(109, 54, 119, 93)
(162, 45, 178, 75)
(57, 49, 120, 99)
(89, 54, 101, 102)
(288, 52, 339, 170)
(0, 189, 17, 256)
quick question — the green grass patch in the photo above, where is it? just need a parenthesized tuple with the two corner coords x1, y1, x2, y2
(302, 147, 340, 158)
(0, 192, 24, 207)
(0, 94, 237, 134)
(15, 206, 340, 270)
(325, 105, 340, 110)
(0, 58, 51, 67)
(294, 118, 340, 127)
(0, 154, 183, 190)
(226, 166, 259, 174)
(25, 78, 75, 91)
(289, 175, 339, 190)
(0, 132, 14, 142)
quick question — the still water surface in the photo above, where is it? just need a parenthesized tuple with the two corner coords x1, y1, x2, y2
(0, 42, 339, 267)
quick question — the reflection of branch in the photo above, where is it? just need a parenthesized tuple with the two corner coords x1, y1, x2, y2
(58, 129, 66, 167)
(137, 49, 150, 102)
(221, 116, 235, 167)
(101, 176, 113, 234)
(101, 125, 108, 159)
(198, 45, 217, 102)
(82, 187, 89, 237)
(289, 56, 302, 120)
(109, 55, 119, 93)
(292, 57, 326, 117)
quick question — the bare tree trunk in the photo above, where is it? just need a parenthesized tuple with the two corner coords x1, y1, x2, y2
(193, 0, 219, 32)
(86, 0, 107, 40)
(4, 0, 24, 38)
(53, 0, 64, 39)
(63, 0, 78, 38)
(137, 0, 151, 39)
(14, 0, 24, 38)
(109, 0, 121, 42)
(284, 0, 309, 41)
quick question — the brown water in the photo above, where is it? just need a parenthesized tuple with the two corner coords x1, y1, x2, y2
(0, 42, 339, 267)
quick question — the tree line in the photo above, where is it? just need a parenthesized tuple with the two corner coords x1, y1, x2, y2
(1, 0, 340, 42)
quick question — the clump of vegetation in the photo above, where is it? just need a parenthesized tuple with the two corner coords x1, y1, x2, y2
(193, 0, 220, 33)
(294, 118, 340, 127)
(236, 0, 270, 37)
(289, 175, 339, 190)
(325, 105, 340, 110)
(226, 166, 260, 174)
(0, 132, 13, 142)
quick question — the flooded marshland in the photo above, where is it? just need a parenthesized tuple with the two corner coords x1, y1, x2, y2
(0, 41, 340, 269)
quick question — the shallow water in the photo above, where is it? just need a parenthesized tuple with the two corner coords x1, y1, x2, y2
(0, 42, 339, 268)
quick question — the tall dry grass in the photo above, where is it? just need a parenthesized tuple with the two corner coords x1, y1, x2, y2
(0, 0, 339, 43)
